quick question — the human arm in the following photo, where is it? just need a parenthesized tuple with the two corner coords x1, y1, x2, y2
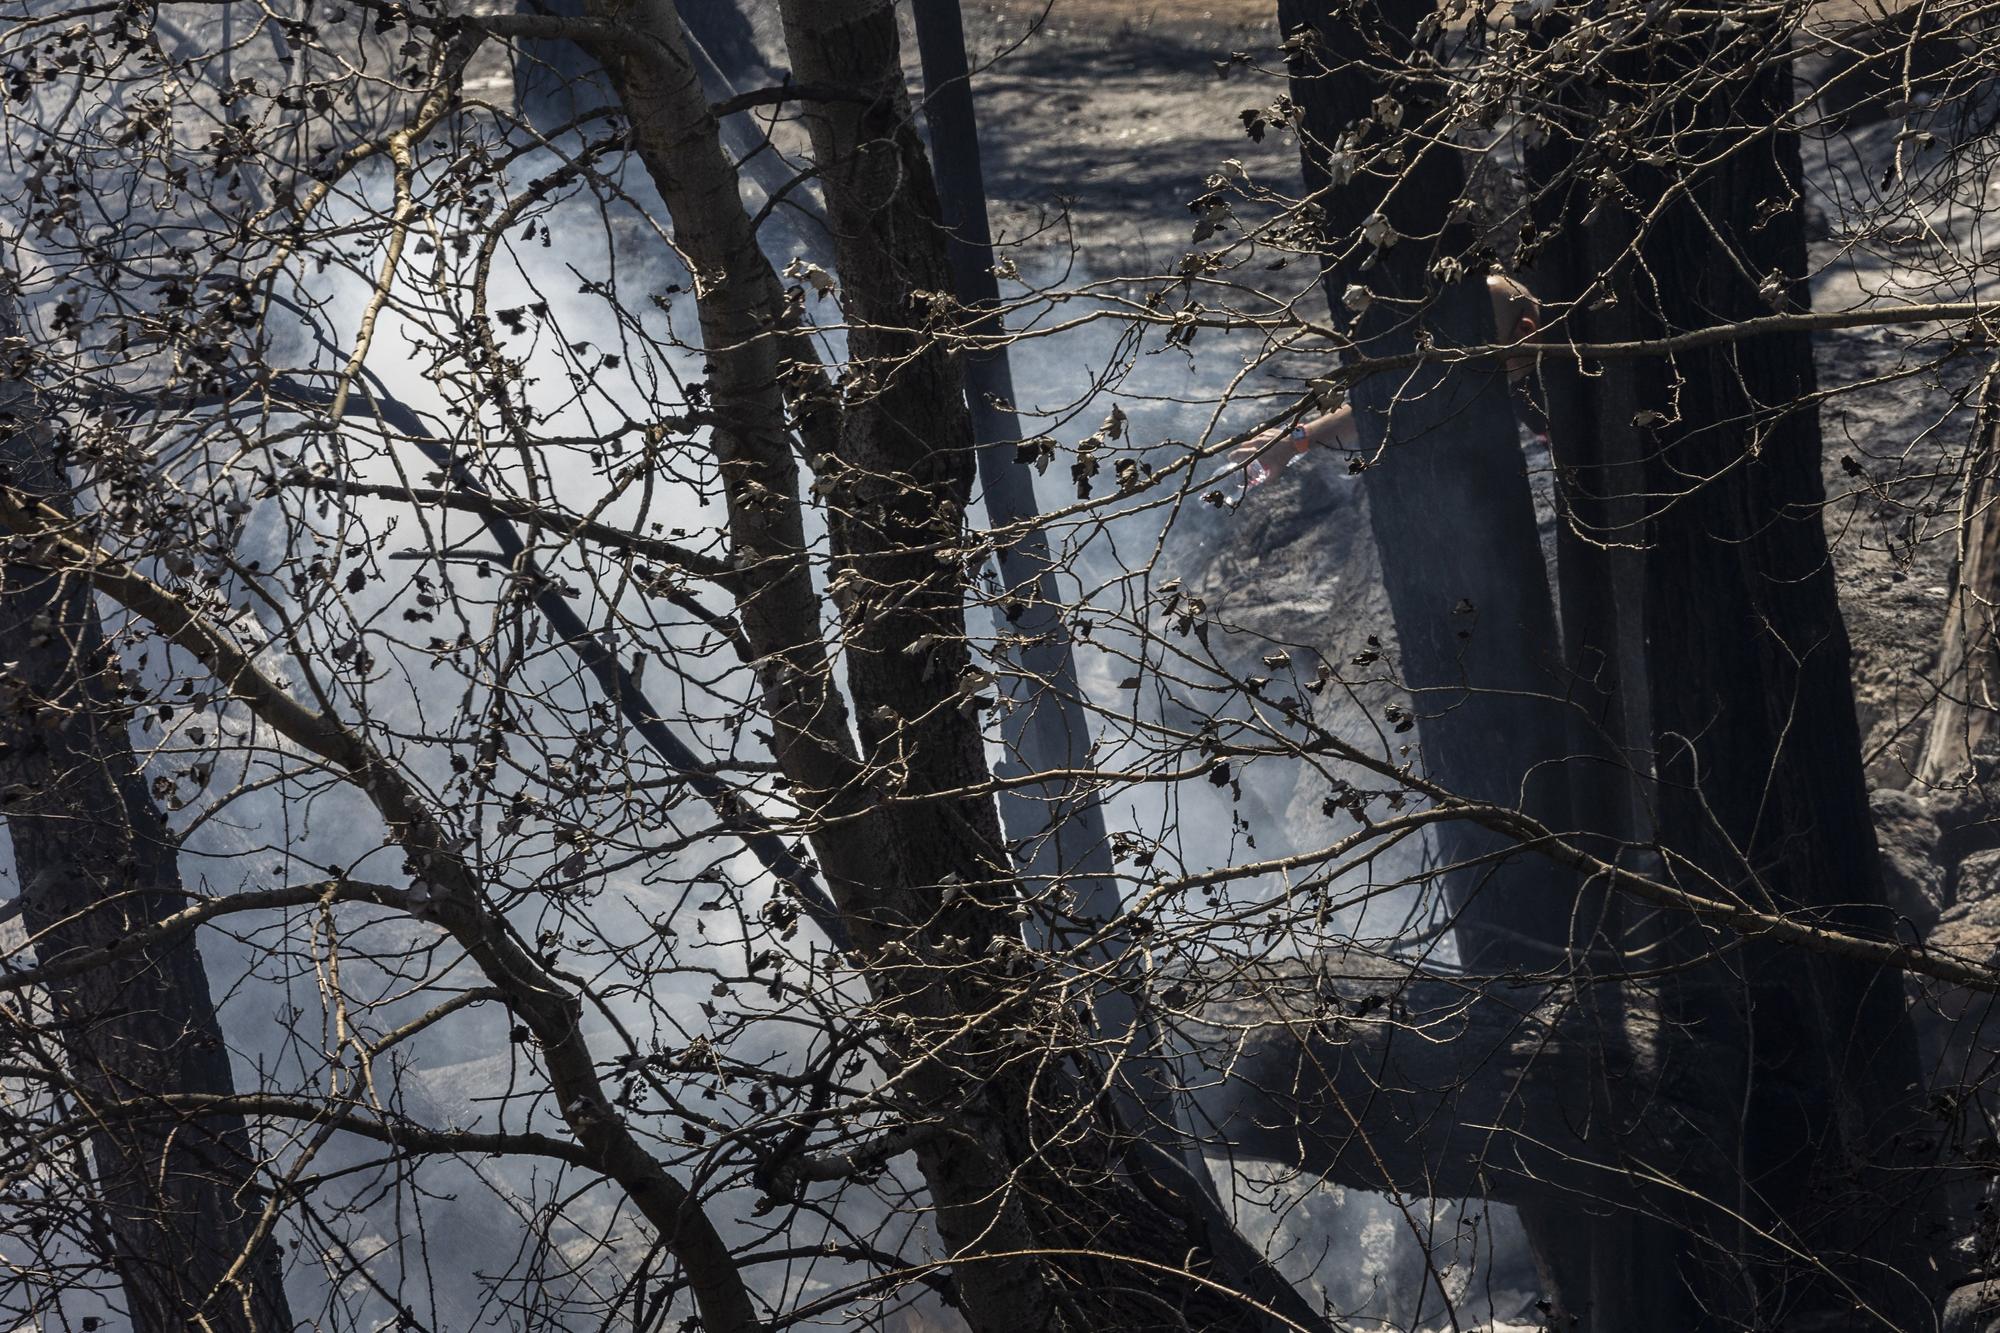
(1228, 402, 1359, 481)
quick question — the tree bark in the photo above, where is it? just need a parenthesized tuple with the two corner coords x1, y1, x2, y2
(0, 304, 293, 1331)
(906, 9, 1337, 1330)
(1277, 0, 1578, 972)
(1520, 33, 1709, 1331)
(1277, 0, 1603, 1316)
(776, 6, 1330, 1328)
(1579, 17, 1951, 1326)
(773, 7, 1087, 1326)
(1272, 5, 1953, 1324)
(574, 4, 1295, 1326)
(1919, 367, 2000, 788)
(907, 0, 1123, 1033)
(577, 6, 1062, 1327)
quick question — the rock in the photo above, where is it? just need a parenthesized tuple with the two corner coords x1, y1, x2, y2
(1939, 784, 2000, 856)
(1945, 1278, 2000, 1333)
(1929, 864, 2000, 978)
(1923, 884, 2000, 1056)
(1873, 787, 1949, 935)
(1935, 883, 2000, 959)
(1962, 850, 2000, 906)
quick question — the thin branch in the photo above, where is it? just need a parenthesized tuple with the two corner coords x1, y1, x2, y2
(0, 879, 407, 995)
(286, 474, 739, 588)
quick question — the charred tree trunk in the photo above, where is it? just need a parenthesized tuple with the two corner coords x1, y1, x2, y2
(1519, 34, 1707, 1332)
(0, 305, 292, 1329)
(1920, 367, 2000, 789)
(905, 11, 1333, 1330)
(1558, 16, 1951, 1327)
(1277, 0, 1601, 1315)
(1277, 0, 1576, 972)
(774, 7, 1324, 1327)
(1272, 4, 1953, 1324)
(578, 2, 1316, 1326)
(573, 6, 1067, 1323)
(907, 0, 1122, 1017)
(770, 11, 1085, 1322)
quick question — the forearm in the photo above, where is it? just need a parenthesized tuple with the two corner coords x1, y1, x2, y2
(1297, 404, 1358, 452)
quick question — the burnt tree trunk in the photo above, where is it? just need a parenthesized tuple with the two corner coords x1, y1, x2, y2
(1272, 4, 1953, 1324)
(907, 0, 1123, 1015)
(581, 1, 1322, 1326)
(775, 6, 1324, 1327)
(1277, 0, 1576, 972)
(1520, 34, 1706, 1332)
(905, 10, 1333, 1329)
(0, 304, 292, 1329)
(1569, 16, 1951, 1327)
(1277, 0, 1602, 1316)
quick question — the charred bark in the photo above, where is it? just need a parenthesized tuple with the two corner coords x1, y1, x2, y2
(1270, 5, 1957, 1324)
(569, 6, 1064, 1324)
(1537, 14, 1954, 1326)
(571, 3, 1308, 1326)
(907, 8, 1338, 1329)
(772, 7, 1082, 1324)
(1277, 0, 1602, 1315)
(907, 0, 1122, 1017)
(0, 305, 293, 1330)
(1519, 30, 1707, 1331)
(776, 6, 1325, 1327)
(1275, 0, 1577, 971)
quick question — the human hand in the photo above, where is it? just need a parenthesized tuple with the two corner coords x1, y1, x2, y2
(1229, 425, 1305, 486)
